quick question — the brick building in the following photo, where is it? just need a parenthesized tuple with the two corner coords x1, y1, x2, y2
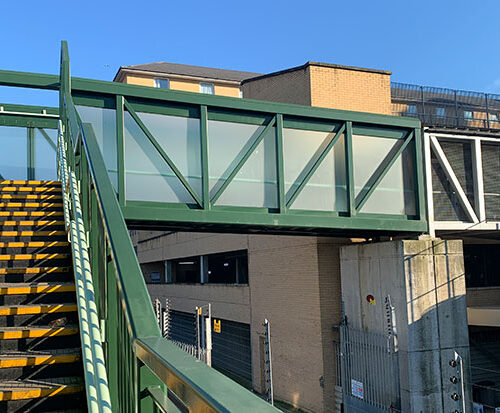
(117, 60, 500, 412)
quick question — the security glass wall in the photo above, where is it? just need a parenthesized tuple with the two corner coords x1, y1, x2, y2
(72, 87, 425, 234)
(0, 125, 57, 180)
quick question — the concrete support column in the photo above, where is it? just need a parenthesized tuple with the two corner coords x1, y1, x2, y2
(340, 238, 472, 413)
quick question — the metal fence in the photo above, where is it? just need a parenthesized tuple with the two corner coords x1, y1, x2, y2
(154, 298, 208, 363)
(391, 82, 500, 131)
(337, 325, 401, 413)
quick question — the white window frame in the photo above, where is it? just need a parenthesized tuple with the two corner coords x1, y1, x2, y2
(154, 78, 170, 89)
(200, 82, 214, 95)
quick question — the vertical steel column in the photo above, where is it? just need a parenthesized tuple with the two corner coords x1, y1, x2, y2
(345, 122, 356, 216)
(116, 96, 125, 206)
(420, 86, 426, 124)
(472, 138, 486, 223)
(27, 127, 35, 180)
(200, 105, 210, 210)
(454, 91, 459, 128)
(423, 132, 435, 236)
(275, 114, 285, 213)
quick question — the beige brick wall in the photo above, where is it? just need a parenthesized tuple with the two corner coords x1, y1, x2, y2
(242, 64, 391, 115)
(122, 73, 240, 97)
(241, 67, 311, 106)
(134, 231, 345, 413)
(309, 65, 392, 114)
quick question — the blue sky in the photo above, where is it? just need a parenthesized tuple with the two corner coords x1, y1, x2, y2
(1, 0, 499, 107)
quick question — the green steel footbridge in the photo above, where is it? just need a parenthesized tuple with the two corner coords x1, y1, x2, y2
(0, 42, 426, 412)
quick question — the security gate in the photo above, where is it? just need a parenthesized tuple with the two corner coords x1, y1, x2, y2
(338, 325, 401, 413)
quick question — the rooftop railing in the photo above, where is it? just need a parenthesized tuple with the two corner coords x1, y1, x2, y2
(391, 82, 500, 131)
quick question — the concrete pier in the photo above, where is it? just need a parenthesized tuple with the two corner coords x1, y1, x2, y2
(340, 238, 472, 412)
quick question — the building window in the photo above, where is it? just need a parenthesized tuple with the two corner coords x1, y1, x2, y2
(154, 78, 170, 89)
(200, 83, 214, 94)
(207, 250, 248, 284)
(166, 250, 248, 285)
(489, 113, 499, 122)
(464, 244, 500, 288)
(170, 256, 201, 283)
(407, 104, 417, 115)
(150, 271, 161, 284)
(464, 110, 473, 120)
(436, 107, 446, 118)
(239, 88, 243, 98)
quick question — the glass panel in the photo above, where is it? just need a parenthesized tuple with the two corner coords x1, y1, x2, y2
(283, 127, 347, 211)
(76, 105, 118, 189)
(208, 120, 276, 208)
(35, 128, 57, 180)
(124, 111, 195, 203)
(353, 134, 416, 215)
(0, 126, 27, 180)
(137, 112, 201, 199)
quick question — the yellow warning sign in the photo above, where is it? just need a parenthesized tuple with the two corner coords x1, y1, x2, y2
(213, 319, 221, 333)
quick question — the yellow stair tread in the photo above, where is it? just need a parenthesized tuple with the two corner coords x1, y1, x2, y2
(0, 211, 63, 217)
(0, 349, 80, 368)
(0, 187, 61, 192)
(0, 377, 83, 400)
(0, 194, 63, 200)
(0, 325, 78, 340)
(0, 202, 63, 208)
(0, 253, 70, 260)
(0, 282, 75, 295)
(0, 220, 65, 226)
(0, 231, 67, 237)
(0, 267, 71, 275)
(0, 181, 61, 186)
(0, 303, 77, 316)
(0, 241, 69, 248)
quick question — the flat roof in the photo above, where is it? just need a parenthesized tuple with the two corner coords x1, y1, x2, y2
(241, 61, 391, 84)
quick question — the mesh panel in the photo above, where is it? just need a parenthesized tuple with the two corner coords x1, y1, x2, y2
(481, 143, 500, 220)
(431, 151, 469, 221)
(439, 139, 475, 207)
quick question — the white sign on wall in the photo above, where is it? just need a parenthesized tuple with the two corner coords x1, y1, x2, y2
(351, 379, 364, 400)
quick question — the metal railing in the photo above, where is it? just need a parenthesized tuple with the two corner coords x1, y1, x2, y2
(392, 82, 500, 131)
(57, 122, 112, 412)
(59, 41, 278, 412)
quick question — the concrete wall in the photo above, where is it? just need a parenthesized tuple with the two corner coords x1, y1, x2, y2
(340, 239, 472, 413)
(122, 73, 240, 97)
(134, 231, 345, 413)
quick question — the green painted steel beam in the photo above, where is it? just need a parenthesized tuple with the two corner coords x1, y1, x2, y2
(0, 102, 58, 116)
(0, 69, 421, 129)
(122, 203, 427, 233)
(286, 123, 346, 208)
(0, 115, 58, 129)
(211, 116, 276, 205)
(80, 122, 160, 339)
(354, 131, 414, 212)
(37, 128, 57, 152)
(123, 99, 203, 207)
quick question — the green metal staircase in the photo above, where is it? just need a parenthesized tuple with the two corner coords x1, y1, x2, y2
(0, 40, 426, 412)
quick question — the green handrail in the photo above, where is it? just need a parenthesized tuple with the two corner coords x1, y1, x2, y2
(59, 41, 279, 412)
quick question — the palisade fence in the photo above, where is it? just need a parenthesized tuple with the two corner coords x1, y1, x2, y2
(336, 324, 401, 413)
(154, 298, 208, 363)
(392, 82, 500, 131)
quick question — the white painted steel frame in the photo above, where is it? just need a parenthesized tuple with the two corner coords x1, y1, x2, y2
(424, 130, 500, 232)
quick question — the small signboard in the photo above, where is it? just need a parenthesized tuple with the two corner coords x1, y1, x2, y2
(351, 379, 364, 400)
(213, 319, 221, 333)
